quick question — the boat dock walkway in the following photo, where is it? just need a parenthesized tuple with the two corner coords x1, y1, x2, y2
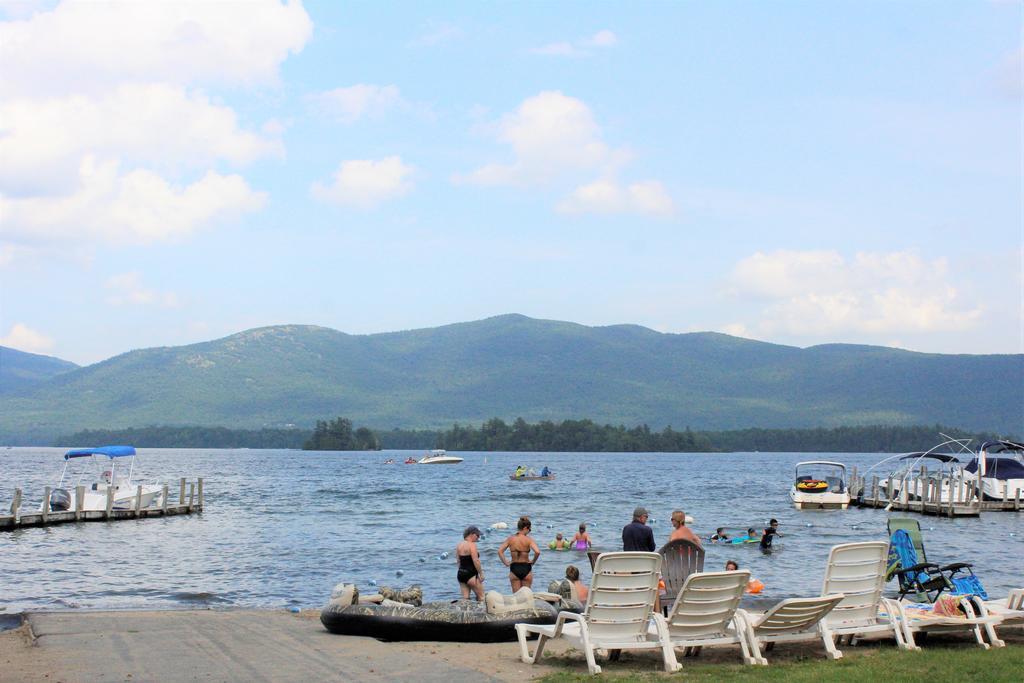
(0, 477, 203, 531)
(848, 467, 1021, 517)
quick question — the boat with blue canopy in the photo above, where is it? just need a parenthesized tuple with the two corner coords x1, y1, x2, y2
(43, 445, 164, 513)
(964, 440, 1024, 502)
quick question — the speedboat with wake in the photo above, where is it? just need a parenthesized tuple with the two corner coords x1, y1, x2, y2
(418, 449, 464, 465)
(789, 461, 850, 509)
(964, 440, 1024, 501)
(42, 445, 163, 512)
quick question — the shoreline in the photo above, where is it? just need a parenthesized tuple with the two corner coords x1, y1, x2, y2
(1, 607, 1021, 682)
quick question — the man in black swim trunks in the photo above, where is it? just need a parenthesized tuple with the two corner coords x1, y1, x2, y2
(622, 506, 656, 552)
(498, 516, 541, 591)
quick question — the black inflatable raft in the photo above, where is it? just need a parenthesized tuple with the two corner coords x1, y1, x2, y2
(320, 599, 558, 642)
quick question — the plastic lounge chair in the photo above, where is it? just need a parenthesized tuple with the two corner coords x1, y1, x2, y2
(515, 552, 679, 675)
(981, 589, 1024, 627)
(885, 518, 983, 602)
(657, 539, 705, 615)
(888, 595, 1004, 649)
(654, 570, 758, 665)
(819, 541, 910, 649)
(741, 594, 846, 664)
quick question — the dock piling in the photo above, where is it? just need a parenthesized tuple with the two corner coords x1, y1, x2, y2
(12, 488, 22, 524)
(75, 485, 84, 521)
(42, 486, 50, 523)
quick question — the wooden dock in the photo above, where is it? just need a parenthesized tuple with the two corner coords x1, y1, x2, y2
(0, 477, 203, 531)
(848, 467, 1021, 517)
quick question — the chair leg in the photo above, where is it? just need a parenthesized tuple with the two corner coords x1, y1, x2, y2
(819, 624, 843, 660)
(651, 616, 681, 673)
(516, 625, 548, 664)
(577, 623, 602, 675)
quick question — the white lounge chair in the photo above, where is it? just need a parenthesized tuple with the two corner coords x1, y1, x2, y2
(980, 588, 1024, 627)
(515, 551, 679, 675)
(819, 541, 910, 649)
(740, 594, 846, 664)
(890, 595, 1004, 649)
(655, 570, 759, 665)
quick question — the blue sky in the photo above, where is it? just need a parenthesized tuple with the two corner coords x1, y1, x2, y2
(1, 0, 1020, 364)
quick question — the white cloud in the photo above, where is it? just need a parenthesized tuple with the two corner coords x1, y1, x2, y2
(584, 30, 617, 48)
(408, 21, 461, 47)
(455, 91, 616, 186)
(1, 156, 267, 244)
(0, 323, 55, 353)
(530, 30, 617, 57)
(105, 272, 179, 307)
(308, 84, 404, 124)
(727, 249, 983, 336)
(311, 156, 414, 209)
(557, 179, 674, 216)
(0, 84, 282, 196)
(0, 0, 313, 97)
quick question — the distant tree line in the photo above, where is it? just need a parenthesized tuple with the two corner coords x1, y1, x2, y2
(303, 417, 380, 451)
(434, 417, 713, 452)
(56, 420, 1014, 453)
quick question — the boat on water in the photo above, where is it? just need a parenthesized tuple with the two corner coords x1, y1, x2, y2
(42, 446, 163, 512)
(789, 461, 850, 510)
(879, 451, 964, 503)
(418, 449, 464, 465)
(964, 440, 1024, 501)
(509, 474, 556, 481)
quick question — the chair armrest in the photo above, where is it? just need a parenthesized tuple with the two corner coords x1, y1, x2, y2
(897, 562, 938, 576)
(939, 562, 972, 572)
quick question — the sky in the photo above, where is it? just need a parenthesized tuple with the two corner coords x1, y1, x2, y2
(0, 0, 1020, 365)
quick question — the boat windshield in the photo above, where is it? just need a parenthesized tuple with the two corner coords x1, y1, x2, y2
(794, 462, 846, 492)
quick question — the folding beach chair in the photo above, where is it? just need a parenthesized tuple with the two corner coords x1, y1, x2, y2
(885, 518, 985, 602)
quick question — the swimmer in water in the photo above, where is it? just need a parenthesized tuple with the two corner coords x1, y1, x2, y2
(572, 523, 592, 550)
(498, 516, 541, 591)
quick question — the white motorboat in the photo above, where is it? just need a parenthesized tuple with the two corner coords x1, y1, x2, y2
(878, 451, 965, 503)
(42, 445, 163, 512)
(789, 461, 850, 510)
(964, 440, 1024, 501)
(418, 449, 464, 465)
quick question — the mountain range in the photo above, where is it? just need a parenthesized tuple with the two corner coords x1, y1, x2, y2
(1, 314, 1021, 444)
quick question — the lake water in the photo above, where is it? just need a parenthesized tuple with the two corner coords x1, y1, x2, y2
(2, 448, 1022, 614)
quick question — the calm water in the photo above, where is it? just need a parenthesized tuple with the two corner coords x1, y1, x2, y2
(2, 448, 1022, 613)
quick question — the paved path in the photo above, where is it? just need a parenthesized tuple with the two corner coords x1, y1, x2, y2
(0, 610, 553, 682)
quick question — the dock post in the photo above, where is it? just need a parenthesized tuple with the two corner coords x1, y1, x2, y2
(75, 486, 84, 521)
(12, 488, 22, 524)
(197, 478, 204, 510)
(42, 486, 50, 523)
(161, 485, 168, 514)
(1003, 484, 1010, 509)
(871, 475, 880, 506)
(134, 485, 142, 517)
(187, 482, 195, 512)
(179, 478, 186, 505)
(105, 486, 114, 519)
(886, 478, 894, 502)
(1016, 489, 1021, 512)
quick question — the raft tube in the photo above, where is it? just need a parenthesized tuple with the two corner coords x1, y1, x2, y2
(320, 599, 558, 642)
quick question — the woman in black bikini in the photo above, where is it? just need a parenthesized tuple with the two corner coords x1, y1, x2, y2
(497, 516, 541, 592)
(455, 526, 485, 601)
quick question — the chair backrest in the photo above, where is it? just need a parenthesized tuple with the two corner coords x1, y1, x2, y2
(658, 539, 706, 598)
(664, 570, 749, 638)
(821, 542, 888, 627)
(887, 517, 926, 563)
(750, 594, 845, 637)
(584, 552, 661, 643)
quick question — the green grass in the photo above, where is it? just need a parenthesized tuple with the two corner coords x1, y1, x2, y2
(538, 642, 1024, 682)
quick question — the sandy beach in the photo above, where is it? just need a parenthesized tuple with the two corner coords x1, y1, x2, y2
(1, 608, 1021, 682)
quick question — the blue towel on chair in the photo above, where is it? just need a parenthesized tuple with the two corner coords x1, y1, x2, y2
(951, 574, 988, 601)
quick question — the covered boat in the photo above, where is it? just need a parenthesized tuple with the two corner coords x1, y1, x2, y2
(879, 451, 964, 503)
(42, 446, 163, 512)
(964, 440, 1024, 501)
(321, 598, 557, 642)
(789, 461, 850, 510)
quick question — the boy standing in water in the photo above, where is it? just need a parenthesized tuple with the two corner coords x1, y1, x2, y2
(760, 518, 782, 550)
